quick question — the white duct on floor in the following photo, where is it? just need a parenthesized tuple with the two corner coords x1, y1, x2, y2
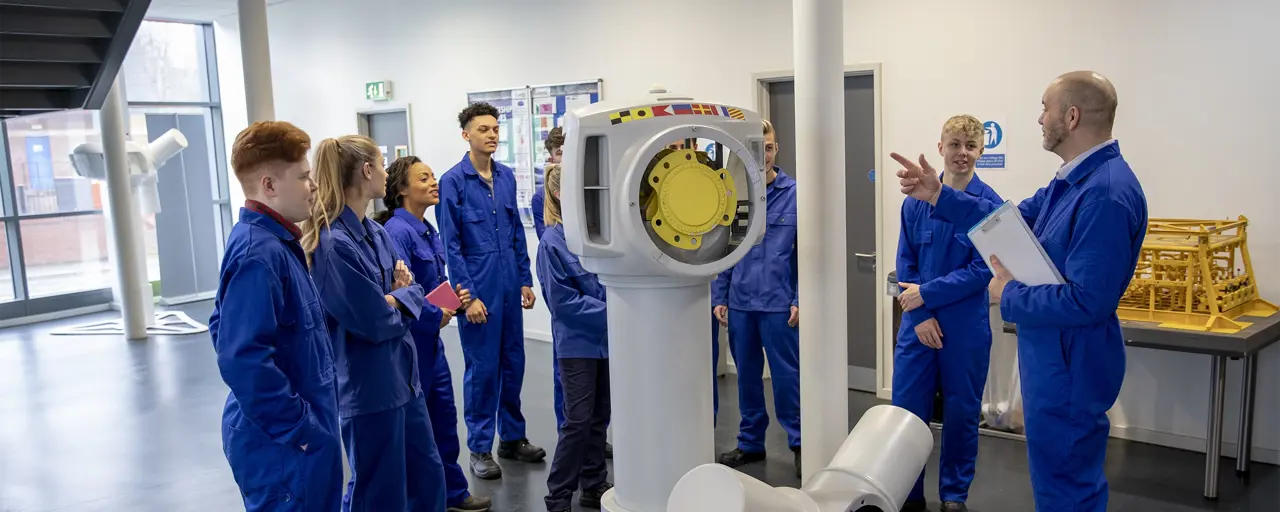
(668, 405, 933, 512)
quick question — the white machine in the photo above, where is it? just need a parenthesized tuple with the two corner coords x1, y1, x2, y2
(562, 89, 935, 511)
(56, 128, 209, 336)
(560, 88, 768, 512)
(668, 405, 934, 512)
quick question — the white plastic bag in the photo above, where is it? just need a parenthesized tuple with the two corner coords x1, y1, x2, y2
(981, 288, 1024, 433)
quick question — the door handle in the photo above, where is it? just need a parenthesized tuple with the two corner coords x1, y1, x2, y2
(854, 252, 876, 272)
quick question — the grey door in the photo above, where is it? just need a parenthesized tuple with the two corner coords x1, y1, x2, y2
(767, 74, 878, 392)
(362, 110, 410, 215)
(146, 113, 221, 303)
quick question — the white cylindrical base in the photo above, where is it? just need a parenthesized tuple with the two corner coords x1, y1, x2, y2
(601, 276, 715, 512)
(801, 405, 934, 512)
(101, 77, 149, 340)
(238, 0, 276, 122)
(794, 0, 848, 482)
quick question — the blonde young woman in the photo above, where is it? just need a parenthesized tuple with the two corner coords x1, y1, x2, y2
(535, 164, 612, 512)
(302, 135, 446, 511)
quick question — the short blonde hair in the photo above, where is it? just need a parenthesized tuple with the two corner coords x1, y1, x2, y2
(941, 115, 983, 143)
(762, 119, 774, 135)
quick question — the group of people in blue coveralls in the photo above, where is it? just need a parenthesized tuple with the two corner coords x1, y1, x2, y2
(890, 71, 1147, 512)
(210, 68, 1143, 512)
(210, 102, 556, 512)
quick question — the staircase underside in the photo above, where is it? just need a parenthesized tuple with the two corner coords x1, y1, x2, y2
(0, 0, 153, 120)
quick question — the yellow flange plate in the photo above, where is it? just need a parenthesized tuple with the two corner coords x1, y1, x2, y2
(646, 149, 737, 250)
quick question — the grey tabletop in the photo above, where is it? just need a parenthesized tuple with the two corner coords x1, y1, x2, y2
(1002, 312, 1280, 357)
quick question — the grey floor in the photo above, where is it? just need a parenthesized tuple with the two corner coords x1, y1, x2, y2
(0, 301, 1275, 512)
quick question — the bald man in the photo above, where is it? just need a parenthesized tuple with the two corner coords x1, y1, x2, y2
(892, 71, 1148, 512)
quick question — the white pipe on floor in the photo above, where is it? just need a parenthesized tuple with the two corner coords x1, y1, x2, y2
(794, 0, 848, 482)
(668, 405, 933, 512)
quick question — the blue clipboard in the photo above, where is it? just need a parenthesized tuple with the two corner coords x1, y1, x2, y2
(966, 201, 1065, 286)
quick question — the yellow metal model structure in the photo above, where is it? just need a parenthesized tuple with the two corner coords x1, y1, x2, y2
(1118, 216, 1278, 333)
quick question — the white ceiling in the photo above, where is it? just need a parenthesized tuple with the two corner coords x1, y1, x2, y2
(146, 0, 295, 23)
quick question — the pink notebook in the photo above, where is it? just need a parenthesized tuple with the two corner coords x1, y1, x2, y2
(426, 281, 462, 311)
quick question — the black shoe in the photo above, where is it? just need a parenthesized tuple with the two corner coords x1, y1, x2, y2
(470, 452, 502, 480)
(448, 495, 493, 512)
(717, 448, 766, 468)
(579, 482, 613, 509)
(941, 501, 967, 512)
(792, 447, 801, 478)
(902, 499, 930, 512)
(497, 438, 547, 462)
(605, 441, 613, 459)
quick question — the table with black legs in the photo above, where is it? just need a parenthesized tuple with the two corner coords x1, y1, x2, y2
(1003, 313, 1280, 500)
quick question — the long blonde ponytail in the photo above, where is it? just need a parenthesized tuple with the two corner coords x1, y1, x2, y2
(543, 164, 562, 227)
(301, 134, 379, 265)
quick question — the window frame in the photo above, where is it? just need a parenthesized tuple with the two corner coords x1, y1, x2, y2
(0, 20, 229, 320)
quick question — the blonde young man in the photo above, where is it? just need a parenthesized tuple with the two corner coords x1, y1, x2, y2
(893, 115, 1003, 512)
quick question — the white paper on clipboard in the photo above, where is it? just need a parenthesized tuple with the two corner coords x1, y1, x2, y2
(967, 201, 1065, 286)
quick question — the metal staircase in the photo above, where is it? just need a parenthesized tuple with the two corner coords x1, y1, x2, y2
(0, 0, 152, 119)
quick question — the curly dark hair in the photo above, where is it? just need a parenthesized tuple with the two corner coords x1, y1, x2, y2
(545, 126, 565, 153)
(458, 102, 500, 129)
(374, 155, 422, 225)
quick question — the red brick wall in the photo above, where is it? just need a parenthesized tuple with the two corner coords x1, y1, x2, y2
(7, 114, 112, 268)
(19, 216, 111, 267)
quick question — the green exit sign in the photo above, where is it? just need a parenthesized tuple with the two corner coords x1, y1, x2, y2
(365, 81, 391, 101)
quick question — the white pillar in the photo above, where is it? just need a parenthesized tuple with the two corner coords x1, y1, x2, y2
(101, 77, 148, 340)
(238, 0, 275, 122)
(794, 0, 847, 482)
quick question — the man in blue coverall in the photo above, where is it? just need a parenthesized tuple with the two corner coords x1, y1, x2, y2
(209, 121, 343, 511)
(894, 71, 1147, 512)
(438, 102, 547, 480)
(894, 115, 1004, 512)
(712, 120, 803, 478)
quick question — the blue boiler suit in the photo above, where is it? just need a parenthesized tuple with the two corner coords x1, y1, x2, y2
(893, 173, 1002, 504)
(210, 205, 343, 511)
(712, 169, 801, 453)
(536, 223, 612, 511)
(437, 154, 534, 453)
(383, 208, 473, 508)
(928, 141, 1147, 512)
(312, 206, 446, 512)
(532, 180, 564, 427)
(532, 185, 547, 240)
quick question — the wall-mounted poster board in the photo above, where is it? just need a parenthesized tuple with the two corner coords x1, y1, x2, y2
(467, 79, 602, 227)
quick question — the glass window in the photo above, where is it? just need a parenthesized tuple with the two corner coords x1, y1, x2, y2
(19, 214, 113, 298)
(122, 20, 211, 103)
(0, 222, 13, 303)
(3, 111, 104, 216)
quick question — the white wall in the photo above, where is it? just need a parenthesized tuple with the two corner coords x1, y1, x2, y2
(848, 0, 1280, 461)
(217, 0, 1280, 460)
